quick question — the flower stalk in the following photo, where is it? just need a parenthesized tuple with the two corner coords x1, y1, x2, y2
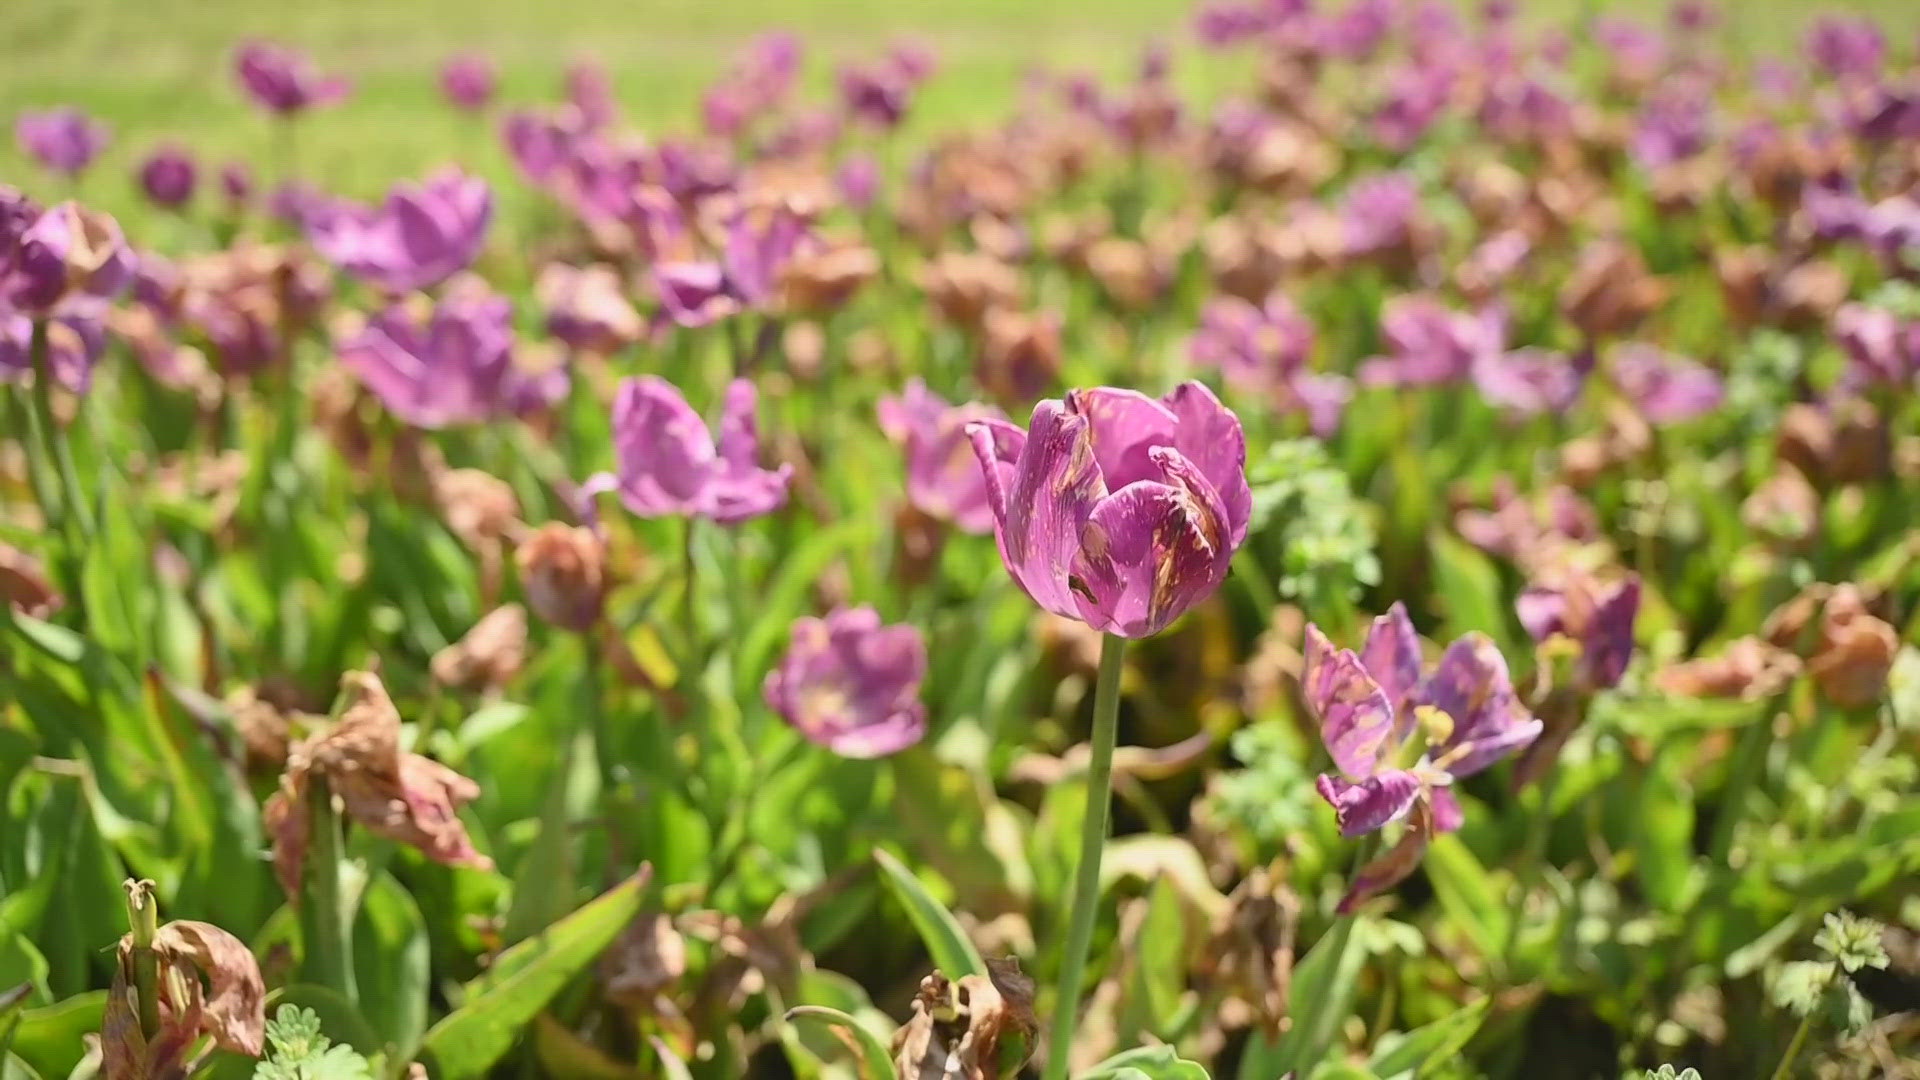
(1043, 631, 1126, 1080)
(298, 776, 359, 1004)
(122, 878, 162, 1037)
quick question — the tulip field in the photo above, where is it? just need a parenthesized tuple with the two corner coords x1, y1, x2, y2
(5, 1, 1920, 1078)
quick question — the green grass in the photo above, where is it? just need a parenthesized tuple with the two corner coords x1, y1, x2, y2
(0, 0, 1905, 218)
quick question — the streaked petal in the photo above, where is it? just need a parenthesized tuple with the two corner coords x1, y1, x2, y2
(1314, 769, 1422, 836)
(1303, 623, 1396, 779)
(1426, 634, 1541, 777)
(1161, 380, 1253, 547)
(994, 400, 1105, 621)
(1360, 602, 1424, 720)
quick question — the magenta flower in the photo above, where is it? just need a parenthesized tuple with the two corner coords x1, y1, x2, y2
(1471, 347, 1587, 417)
(339, 290, 565, 429)
(1805, 16, 1885, 80)
(234, 42, 349, 115)
(139, 146, 198, 210)
(15, 109, 109, 177)
(0, 310, 106, 392)
(440, 54, 497, 112)
(585, 376, 792, 525)
(1190, 294, 1314, 393)
(4, 202, 133, 315)
(836, 155, 881, 211)
(220, 162, 254, 208)
(501, 110, 584, 188)
(652, 205, 813, 325)
(1517, 574, 1641, 693)
(1307, 606, 1540, 910)
(1834, 303, 1919, 389)
(878, 380, 1007, 535)
(1360, 295, 1503, 388)
(1610, 344, 1724, 423)
(965, 382, 1251, 639)
(565, 58, 618, 131)
(1341, 171, 1421, 258)
(308, 169, 491, 294)
(839, 60, 913, 129)
(764, 607, 928, 758)
(1372, 67, 1454, 152)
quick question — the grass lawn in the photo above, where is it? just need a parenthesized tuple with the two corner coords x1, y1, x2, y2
(0, 0, 1906, 217)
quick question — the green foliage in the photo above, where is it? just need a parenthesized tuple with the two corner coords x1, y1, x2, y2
(253, 1006, 374, 1080)
(1243, 440, 1380, 608)
(1644, 1067, 1702, 1080)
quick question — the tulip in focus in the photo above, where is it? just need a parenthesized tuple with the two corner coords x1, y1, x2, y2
(585, 376, 792, 525)
(308, 169, 492, 293)
(1306, 605, 1541, 910)
(765, 606, 928, 758)
(965, 381, 1251, 639)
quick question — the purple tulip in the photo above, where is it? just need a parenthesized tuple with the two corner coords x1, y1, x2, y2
(0, 308, 107, 392)
(1190, 294, 1314, 393)
(764, 607, 928, 758)
(138, 146, 198, 210)
(234, 41, 349, 115)
(585, 376, 792, 525)
(1630, 86, 1713, 170)
(1610, 344, 1724, 423)
(1194, 0, 1275, 47)
(339, 289, 565, 429)
(653, 262, 740, 328)
(538, 262, 641, 354)
(1372, 66, 1454, 152)
(502, 110, 584, 188)
(15, 109, 109, 177)
(1833, 303, 1919, 389)
(1341, 171, 1421, 258)
(836, 154, 881, 212)
(1306, 605, 1540, 910)
(654, 139, 738, 203)
(1805, 16, 1885, 81)
(652, 204, 813, 325)
(1316, 0, 1394, 60)
(268, 180, 333, 230)
(1472, 347, 1586, 417)
(965, 381, 1251, 639)
(5, 201, 133, 315)
(878, 380, 1007, 535)
(220, 162, 254, 207)
(1361, 295, 1503, 388)
(1516, 574, 1641, 693)
(440, 54, 497, 112)
(565, 59, 618, 131)
(838, 61, 913, 129)
(309, 169, 491, 294)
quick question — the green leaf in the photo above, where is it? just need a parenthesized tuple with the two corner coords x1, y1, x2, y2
(421, 867, 651, 1080)
(1427, 532, 1514, 653)
(502, 726, 583, 946)
(872, 848, 986, 979)
(1367, 998, 1489, 1075)
(530, 1015, 640, 1080)
(264, 986, 385, 1059)
(784, 1007, 895, 1080)
(1238, 916, 1372, 1079)
(5, 992, 102, 1080)
(1079, 1045, 1210, 1079)
(1422, 835, 1509, 958)
(1634, 744, 1697, 914)
(351, 873, 430, 1060)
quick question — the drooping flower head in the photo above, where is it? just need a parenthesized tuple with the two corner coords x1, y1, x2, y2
(878, 380, 1007, 535)
(138, 145, 198, 210)
(337, 286, 566, 429)
(765, 606, 928, 758)
(1306, 605, 1541, 911)
(15, 108, 110, 176)
(440, 53, 497, 112)
(965, 381, 1251, 639)
(308, 168, 492, 293)
(585, 376, 792, 525)
(233, 41, 349, 115)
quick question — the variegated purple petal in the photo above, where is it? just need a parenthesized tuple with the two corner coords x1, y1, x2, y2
(1064, 386, 1178, 489)
(1314, 769, 1423, 836)
(991, 400, 1105, 621)
(1068, 447, 1231, 639)
(1426, 634, 1541, 777)
(1584, 576, 1641, 690)
(1427, 785, 1465, 833)
(1360, 602, 1424, 720)
(1161, 380, 1253, 547)
(1303, 623, 1397, 780)
(1515, 587, 1568, 643)
(965, 416, 1026, 532)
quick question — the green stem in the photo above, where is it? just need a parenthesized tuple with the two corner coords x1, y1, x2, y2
(28, 320, 93, 542)
(1709, 706, 1775, 867)
(582, 632, 623, 882)
(1042, 632, 1127, 1080)
(123, 879, 162, 1038)
(1499, 763, 1563, 978)
(300, 777, 359, 1004)
(1769, 1012, 1815, 1080)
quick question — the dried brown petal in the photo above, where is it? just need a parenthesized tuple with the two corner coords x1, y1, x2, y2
(431, 604, 528, 692)
(1560, 239, 1665, 340)
(435, 467, 521, 551)
(1654, 637, 1802, 700)
(1197, 863, 1300, 1040)
(890, 960, 1038, 1080)
(977, 308, 1062, 405)
(1807, 586, 1899, 708)
(148, 921, 266, 1057)
(918, 252, 1023, 333)
(515, 523, 606, 631)
(601, 910, 688, 1007)
(779, 244, 880, 315)
(0, 541, 62, 618)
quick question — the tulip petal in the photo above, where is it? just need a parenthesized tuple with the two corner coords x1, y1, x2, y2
(1584, 576, 1641, 689)
(1304, 623, 1398, 780)
(1161, 380, 1253, 546)
(1361, 602, 1424, 721)
(1426, 634, 1541, 777)
(1336, 799, 1435, 913)
(1314, 769, 1423, 836)
(993, 400, 1105, 621)
(1065, 386, 1178, 488)
(965, 416, 1026, 530)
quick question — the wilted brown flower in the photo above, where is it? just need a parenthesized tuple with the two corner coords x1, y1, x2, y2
(431, 604, 528, 692)
(1741, 468, 1819, 546)
(1560, 239, 1666, 340)
(1714, 244, 1770, 328)
(0, 541, 62, 618)
(601, 909, 688, 1009)
(515, 523, 606, 631)
(536, 262, 642, 355)
(891, 959, 1037, 1080)
(1202, 215, 1284, 303)
(434, 467, 521, 552)
(1796, 586, 1899, 709)
(782, 320, 827, 380)
(1084, 237, 1169, 311)
(1776, 400, 1891, 488)
(262, 671, 491, 896)
(1197, 863, 1299, 1040)
(104, 884, 266, 1080)
(1655, 637, 1802, 700)
(918, 252, 1023, 332)
(1775, 258, 1849, 330)
(890, 501, 946, 593)
(779, 243, 880, 315)
(224, 686, 310, 776)
(1455, 480, 1604, 574)
(977, 307, 1063, 404)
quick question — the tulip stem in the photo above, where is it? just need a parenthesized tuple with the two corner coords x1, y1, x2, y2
(28, 320, 94, 544)
(123, 879, 162, 1038)
(1043, 632, 1127, 1080)
(300, 777, 359, 1005)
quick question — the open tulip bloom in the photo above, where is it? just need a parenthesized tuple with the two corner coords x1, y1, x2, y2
(764, 606, 928, 758)
(965, 381, 1251, 639)
(1307, 604, 1541, 911)
(308, 169, 492, 294)
(583, 375, 791, 525)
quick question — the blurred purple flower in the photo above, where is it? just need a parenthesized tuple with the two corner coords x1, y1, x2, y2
(586, 376, 792, 524)
(139, 145, 198, 210)
(653, 262, 739, 328)
(1670, 0, 1716, 32)
(1317, 0, 1394, 60)
(1478, 75, 1573, 144)
(15, 109, 110, 176)
(1307, 605, 1539, 910)
(565, 58, 617, 131)
(654, 139, 737, 203)
(502, 110, 584, 188)
(1361, 295, 1503, 388)
(440, 54, 497, 112)
(538, 262, 641, 354)
(1372, 66, 1454, 152)
(878, 379, 1007, 535)
(1456, 480, 1600, 565)
(839, 61, 913, 129)
(1472, 347, 1587, 416)
(309, 169, 491, 293)
(0, 309, 107, 393)
(1594, 17, 1666, 84)
(653, 204, 814, 325)
(4, 201, 133, 315)
(1190, 294, 1314, 393)
(1517, 574, 1641, 692)
(1194, 0, 1274, 47)
(836, 154, 881, 211)
(268, 180, 332, 230)
(1630, 86, 1713, 169)
(703, 32, 804, 138)
(220, 162, 254, 207)
(234, 41, 349, 115)
(339, 289, 565, 429)
(1341, 171, 1421, 258)
(1610, 344, 1724, 423)
(764, 607, 927, 758)
(965, 381, 1251, 639)
(1805, 15, 1885, 80)
(1833, 303, 1919, 389)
